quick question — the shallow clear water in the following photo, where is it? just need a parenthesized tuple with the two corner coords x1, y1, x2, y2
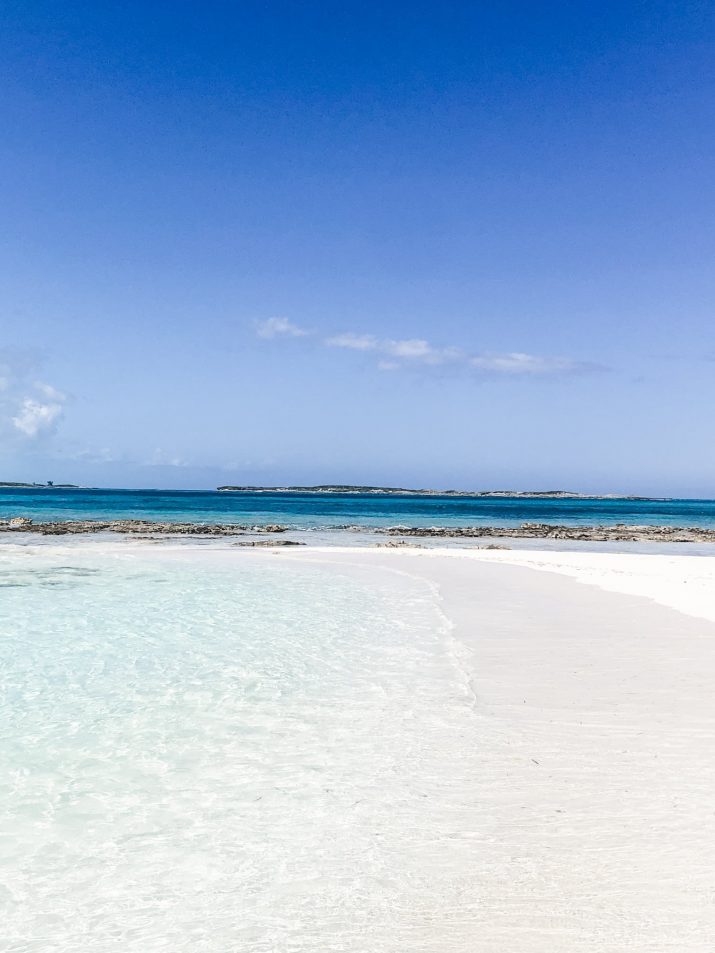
(0, 544, 484, 951)
(3, 486, 715, 529)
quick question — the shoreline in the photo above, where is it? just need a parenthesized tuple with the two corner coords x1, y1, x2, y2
(6, 532, 714, 622)
(261, 544, 715, 624)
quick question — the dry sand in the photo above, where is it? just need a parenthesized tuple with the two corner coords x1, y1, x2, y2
(279, 546, 715, 950)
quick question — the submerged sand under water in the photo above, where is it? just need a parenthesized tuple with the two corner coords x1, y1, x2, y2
(1, 540, 714, 952)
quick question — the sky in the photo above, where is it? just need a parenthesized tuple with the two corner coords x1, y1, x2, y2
(1, 0, 714, 495)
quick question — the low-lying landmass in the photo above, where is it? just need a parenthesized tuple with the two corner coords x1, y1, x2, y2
(216, 484, 667, 499)
(2, 516, 715, 542)
(0, 481, 80, 488)
(0, 482, 671, 500)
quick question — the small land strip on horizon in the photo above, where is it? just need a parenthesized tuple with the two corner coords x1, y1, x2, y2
(2, 482, 674, 500)
(0, 482, 82, 488)
(216, 485, 670, 500)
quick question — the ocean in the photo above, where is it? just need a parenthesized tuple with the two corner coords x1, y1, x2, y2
(2, 486, 715, 529)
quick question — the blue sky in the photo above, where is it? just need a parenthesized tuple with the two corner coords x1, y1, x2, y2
(1, 1, 714, 494)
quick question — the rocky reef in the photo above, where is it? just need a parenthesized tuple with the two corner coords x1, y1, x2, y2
(379, 522, 715, 543)
(3, 517, 715, 543)
(0, 518, 289, 536)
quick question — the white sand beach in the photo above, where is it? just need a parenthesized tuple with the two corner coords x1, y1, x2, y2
(3, 539, 715, 951)
(279, 543, 715, 619)
(268, 545, 715, 950)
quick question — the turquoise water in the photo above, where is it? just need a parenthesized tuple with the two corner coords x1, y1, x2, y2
(2, 486, 715, 528)
(0, 543, 484, 951)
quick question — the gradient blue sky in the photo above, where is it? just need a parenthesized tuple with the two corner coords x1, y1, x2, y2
(2, 1, 714, 494)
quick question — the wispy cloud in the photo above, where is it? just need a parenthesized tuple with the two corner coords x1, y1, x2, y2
(469, 352, 596, 375)
(256, 318, 603, 377)
(325, 332, 378, 350)
(326, 334, 461, 364)
(324, 330, 596, 376)
(255, 317, 309, 339)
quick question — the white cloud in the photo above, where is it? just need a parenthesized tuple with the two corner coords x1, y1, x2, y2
(469, 352, 589, 375)
(255, 317, 308, 339)
(382, 339, 464, 364)
(324, 330, 590, 376)
(260, 320, 604, 378)
(327, 333, 456, 363)
(384, 338, 433, 359)
(0, 351, 68, 440)
(325, 332, 378, 350)
(12, 394, 65, 437)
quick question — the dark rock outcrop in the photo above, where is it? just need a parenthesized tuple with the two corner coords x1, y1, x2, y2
(0, 518, 288, 536)
(379, 522, 715, 543)
(3, 518, 715, 544)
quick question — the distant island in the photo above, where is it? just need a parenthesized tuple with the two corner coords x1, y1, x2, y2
(0, 481, 80, 489)
(216, 485, 667, 501)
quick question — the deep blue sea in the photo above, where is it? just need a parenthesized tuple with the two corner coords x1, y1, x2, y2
(2, 486, 715, 528)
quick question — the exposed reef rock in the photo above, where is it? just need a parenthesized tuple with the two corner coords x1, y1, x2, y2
(379, 523, 715, 543)
(3, 518, 715, 543)
(375, 540, 426, 548)
(8, 517, 33, 529)
(0, 518, 288, 536)
(231, 540, 305, 547)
